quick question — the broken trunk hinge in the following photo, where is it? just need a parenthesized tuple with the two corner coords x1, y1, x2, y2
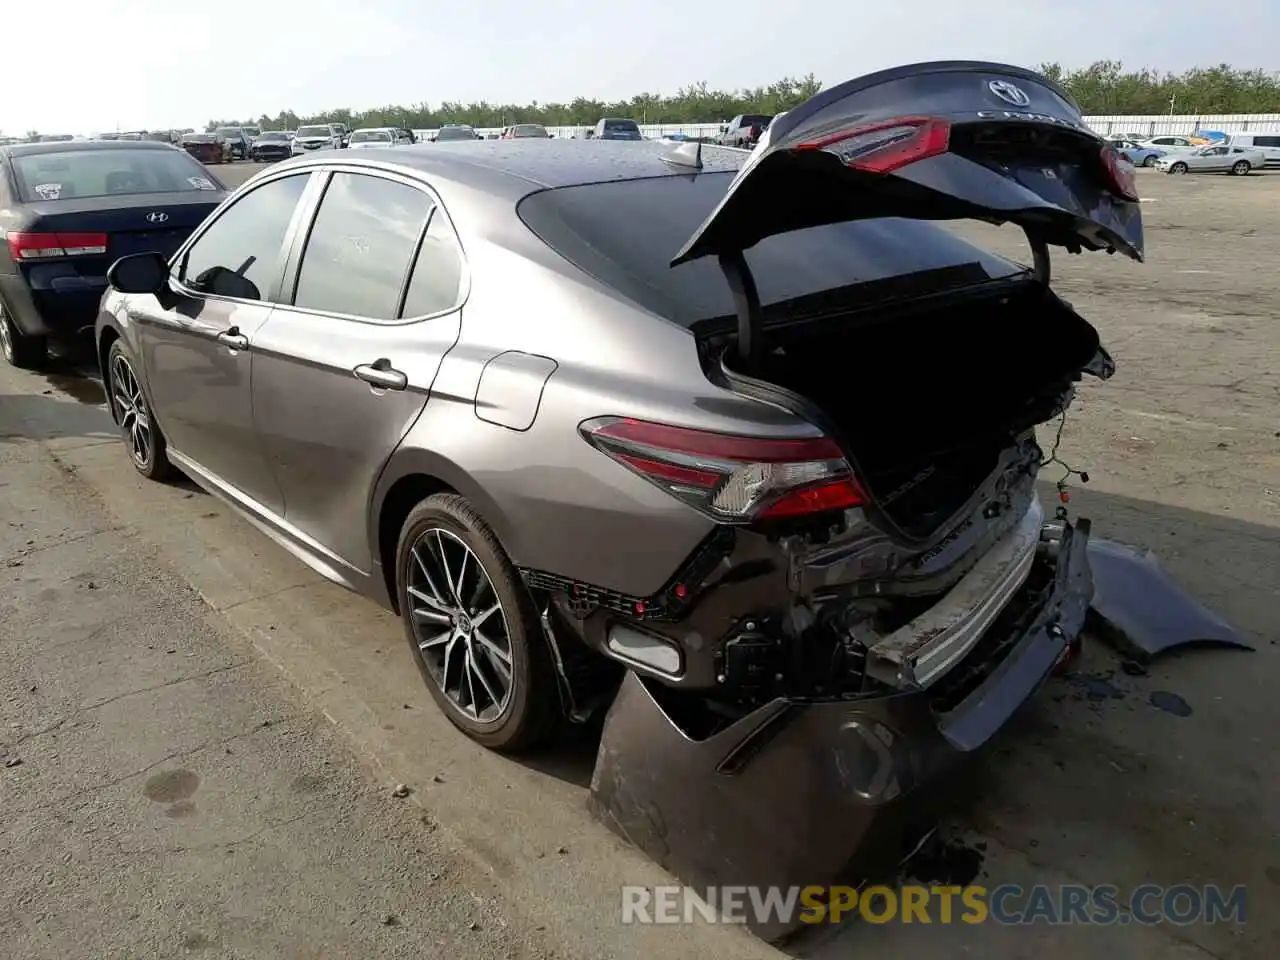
(718, 250, 763, 372)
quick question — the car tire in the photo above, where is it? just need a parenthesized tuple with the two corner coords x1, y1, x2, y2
(1143, 154, 1158, 167)
(0, 300, 48, 370)
(106, 339, 175, 482)
(1231, 160, 1251, 176)
(1169, 162, 1188, 175)
(396, 493, 558, 752)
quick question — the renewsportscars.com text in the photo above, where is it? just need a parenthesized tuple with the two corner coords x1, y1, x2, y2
(621, 883, 1247, 926)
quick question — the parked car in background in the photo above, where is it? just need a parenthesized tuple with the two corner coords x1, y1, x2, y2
(1155, 143, 1265, 175)
(181, 132, 230, 164)
(346, 128, 413, 150)
(292, 124, 345, 154)
(0, 140, 227, 368)
(241, 125, 261, 144)
(501, 123, 552, 140)
(716, 114, 772, 148)
(250, 131, 294, 162)
(434, 124, 480, 142)
(590, 118, 643, 141)
(1227, 132, 1280, 168)
(1138, 135, 1197, 154)
(215, 126, 250, 160)
(1109, 138, 1164, 167)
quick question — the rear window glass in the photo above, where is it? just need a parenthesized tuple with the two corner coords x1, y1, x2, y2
(12, 148, 221, 202)
(296, 126, 331, 138)
(603, 120, 639, 132)
(350, 130, 392, 143)
(740, 116, 771, 127)
(518, 174, 1021, 327)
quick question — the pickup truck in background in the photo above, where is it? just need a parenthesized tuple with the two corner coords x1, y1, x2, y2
(715, 114, 773, 148)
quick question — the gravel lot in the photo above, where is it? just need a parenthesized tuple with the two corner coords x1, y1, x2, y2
(2, 162, 1276, 959)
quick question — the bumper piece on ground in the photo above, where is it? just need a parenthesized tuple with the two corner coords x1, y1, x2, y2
(588, 519, 1093, 943)
(1085, 537, 1254, 661)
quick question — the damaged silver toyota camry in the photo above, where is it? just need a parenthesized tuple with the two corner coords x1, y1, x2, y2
(98, 61, 1249, 941)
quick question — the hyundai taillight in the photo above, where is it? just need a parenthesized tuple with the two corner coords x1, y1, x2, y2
(6, 231, 108, 260)
(580, 416, 866, 522)
(792, 116, 951, 174)
(1099, 143, 1140, 201)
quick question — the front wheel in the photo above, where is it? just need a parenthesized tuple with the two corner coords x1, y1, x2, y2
(0, 301, 47, 369)
(107, 339, 175, 481)
(1143, 154, 1158, 167)
(1169, 162, 1188, 175)
(396, 494, 558, 751)
(1231, 160, 1251, 176)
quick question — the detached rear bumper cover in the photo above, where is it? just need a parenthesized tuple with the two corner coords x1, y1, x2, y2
(589, 519, 1092, 943)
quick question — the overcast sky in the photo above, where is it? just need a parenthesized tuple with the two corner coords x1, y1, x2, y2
(6, 0, 1277, 134)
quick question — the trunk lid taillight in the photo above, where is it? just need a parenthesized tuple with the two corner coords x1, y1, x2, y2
(6, 231, 108, 260)
(580, 416, 865, 522)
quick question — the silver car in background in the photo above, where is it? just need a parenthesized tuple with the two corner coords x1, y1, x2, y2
(292, 123, 344, 154)
(346, 128, 412, 150)
(1155, 143, 1265, 175)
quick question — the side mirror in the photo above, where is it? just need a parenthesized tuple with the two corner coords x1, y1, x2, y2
(107, 251, 169, 295)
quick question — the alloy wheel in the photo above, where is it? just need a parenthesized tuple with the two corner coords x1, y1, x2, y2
(110, 353, 153, 466)
(0, 307, 13, 363)
(407, 527, 514, 723)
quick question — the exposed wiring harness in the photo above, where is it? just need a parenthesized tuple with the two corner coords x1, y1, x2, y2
(1040, 411, 1091, 519)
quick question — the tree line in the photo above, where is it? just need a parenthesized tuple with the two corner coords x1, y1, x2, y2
(206, 62, 1280, 133)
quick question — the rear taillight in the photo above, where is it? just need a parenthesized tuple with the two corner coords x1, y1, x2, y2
(580, 416, 866, 522)
(1099, 143, 1140, 201)
(793, 116, 951, 174)
(6, 231, 108, 260)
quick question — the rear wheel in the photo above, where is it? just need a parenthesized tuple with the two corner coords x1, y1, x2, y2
(107, 339, 175, 481)
(1169, 161, 1188, 175)
(396, 494, 558, 751)
(0, 300, 47, 370)
(1231, 160, 1251, 176)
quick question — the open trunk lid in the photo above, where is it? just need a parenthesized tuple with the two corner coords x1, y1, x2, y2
(672, 60, 1143, 269)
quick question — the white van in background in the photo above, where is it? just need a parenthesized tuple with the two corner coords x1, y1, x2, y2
(1228, 132, 1280, 168)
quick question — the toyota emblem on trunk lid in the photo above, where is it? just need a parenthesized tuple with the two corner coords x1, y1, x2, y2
(987, 80, 1031, 107)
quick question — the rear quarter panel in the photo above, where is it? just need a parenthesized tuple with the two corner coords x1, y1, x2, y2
(379, 184, 819, 596)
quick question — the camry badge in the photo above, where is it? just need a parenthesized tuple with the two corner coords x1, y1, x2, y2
(145, 212, 169, 224)
(988, 80, 1031, 107)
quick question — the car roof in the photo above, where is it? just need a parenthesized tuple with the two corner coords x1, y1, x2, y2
(1, 140, 181, 157)
(334, 138, 746, 193)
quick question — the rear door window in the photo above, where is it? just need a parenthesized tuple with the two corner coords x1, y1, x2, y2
(179, 173, 311, 301)
(401, 209, 464, 317)
(292, 172, 433, 320)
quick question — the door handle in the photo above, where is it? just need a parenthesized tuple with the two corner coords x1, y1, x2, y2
(353, 359, 408, 390)
(216, 326, 249, 350)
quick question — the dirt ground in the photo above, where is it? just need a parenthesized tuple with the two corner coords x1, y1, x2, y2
(3, 165, 1277, 959)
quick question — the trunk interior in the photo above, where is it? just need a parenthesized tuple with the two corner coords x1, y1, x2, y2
(714, 280, 1103, 539)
